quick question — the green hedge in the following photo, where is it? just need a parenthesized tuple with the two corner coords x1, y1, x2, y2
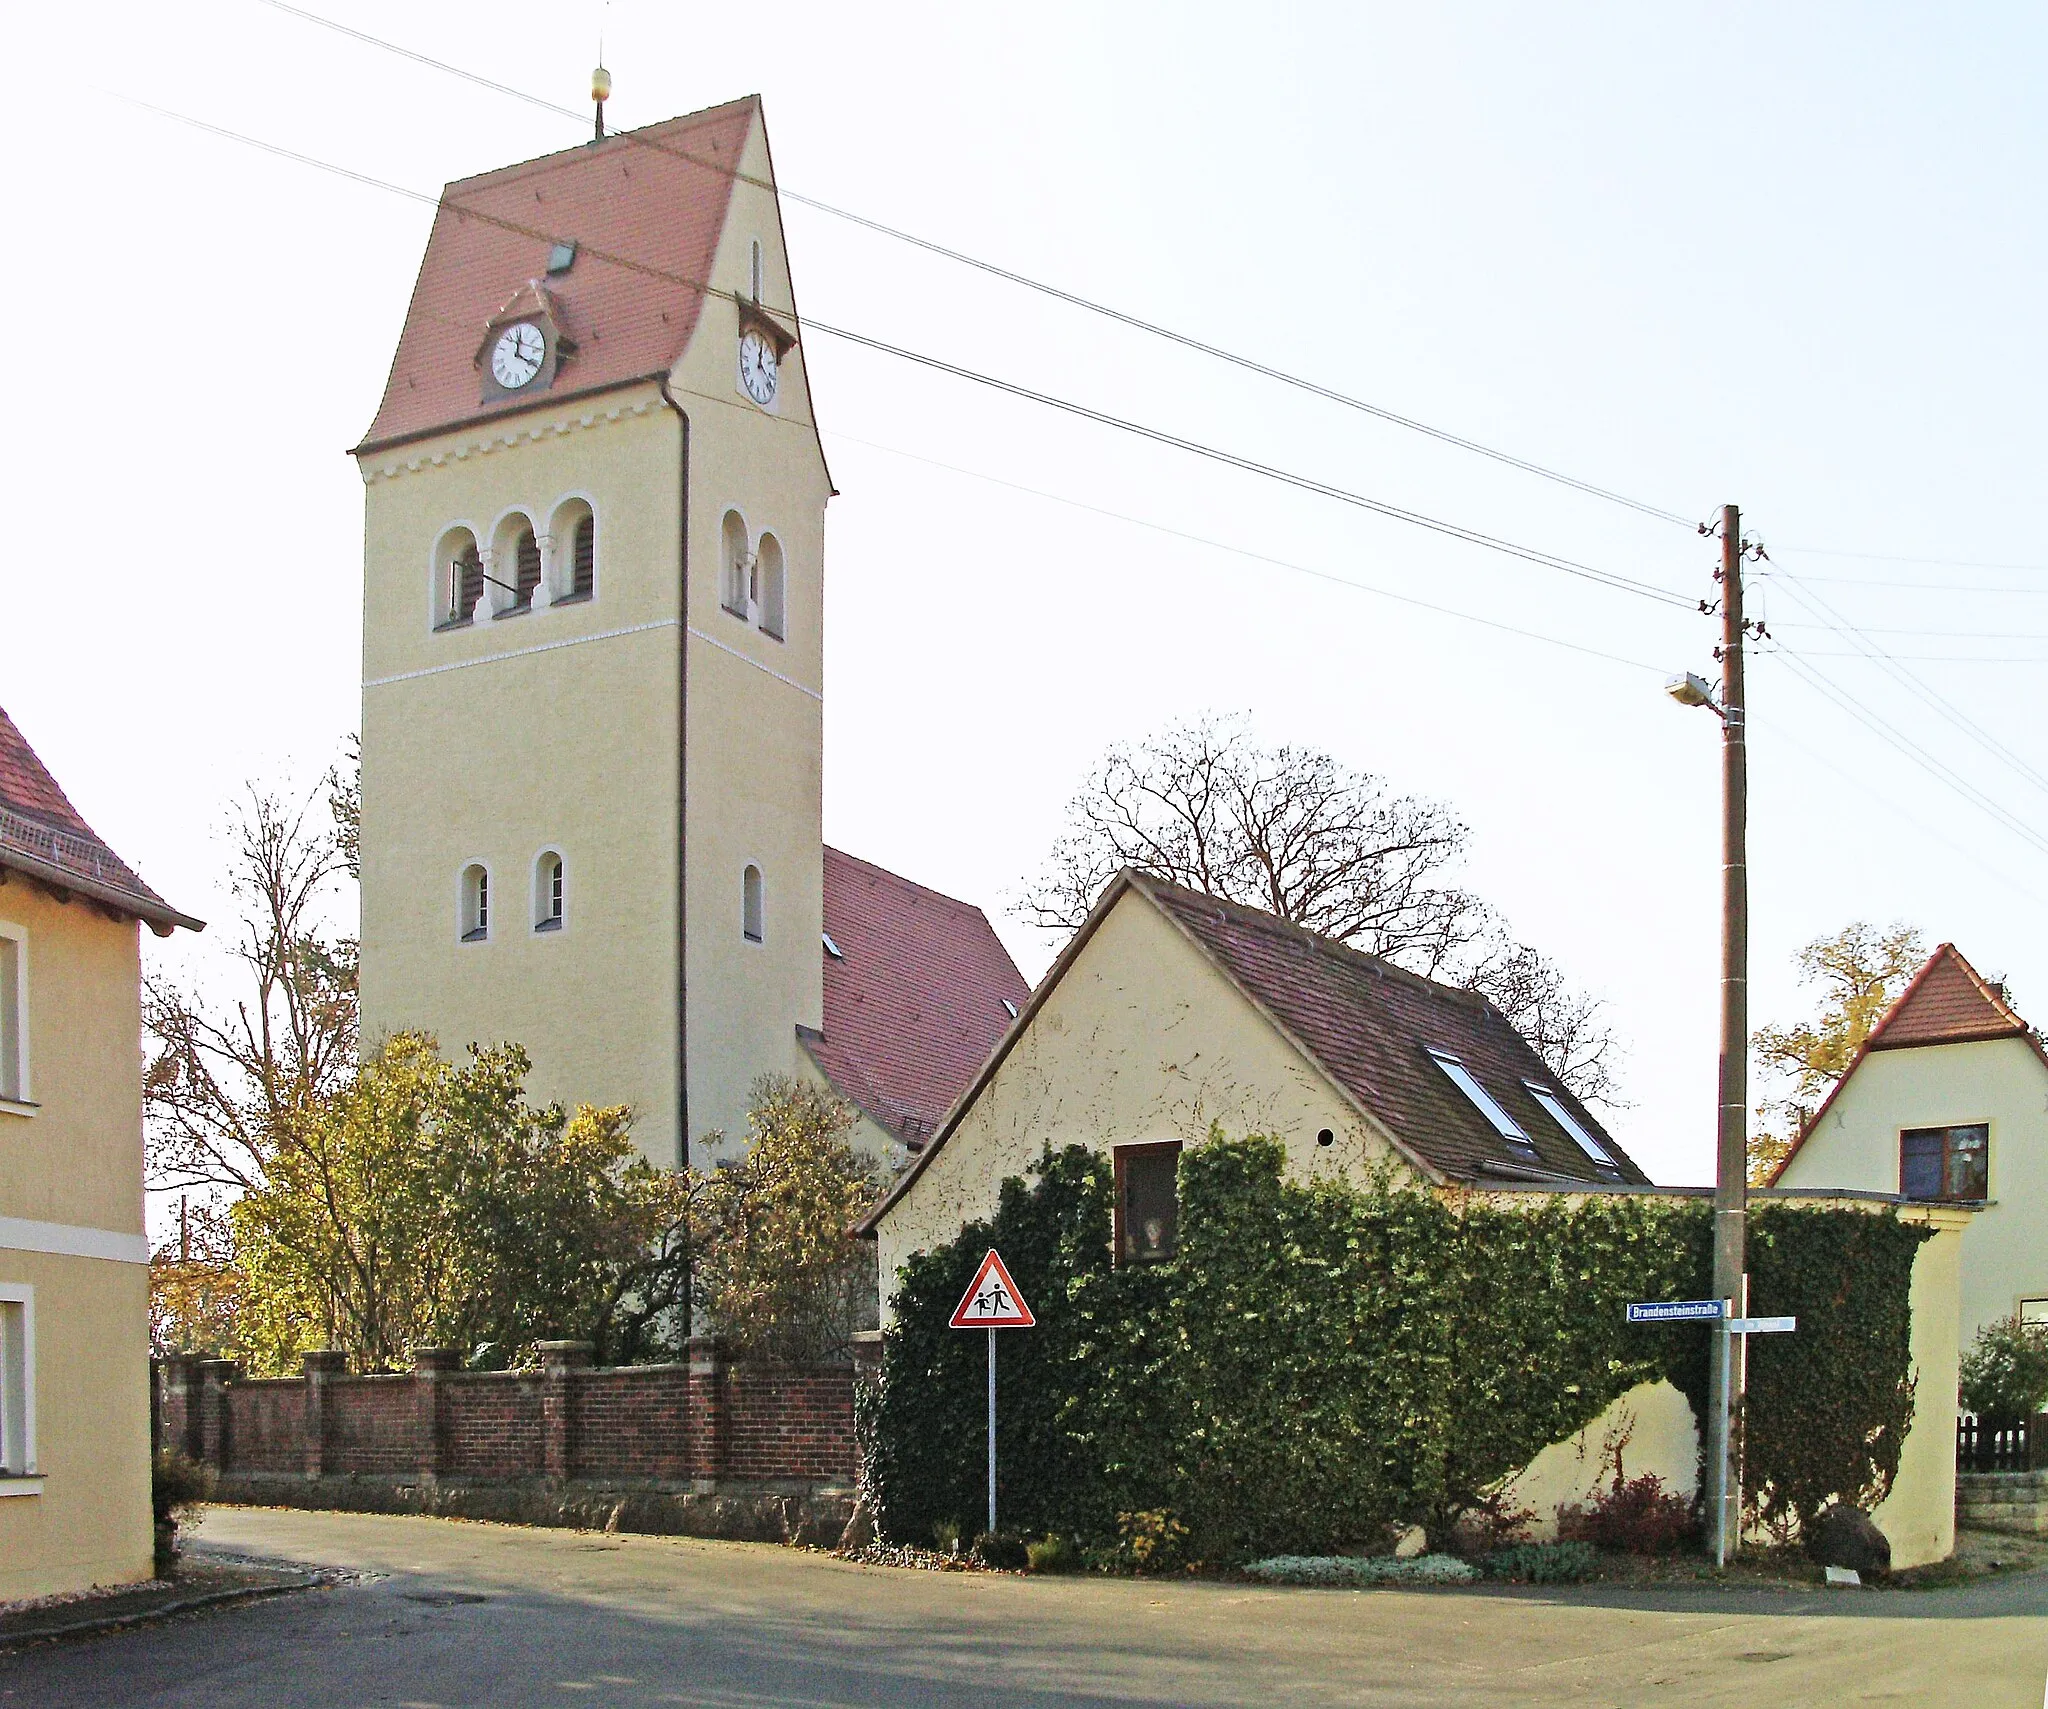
(868, 1136, 1930, 1559)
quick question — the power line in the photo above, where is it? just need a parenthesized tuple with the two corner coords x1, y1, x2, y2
(106, 87, 1695, 613)
(252, 0, 1698, 530)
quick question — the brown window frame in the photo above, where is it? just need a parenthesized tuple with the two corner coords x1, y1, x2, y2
(1114, 1141, 1183, 1266)
(1899, 1122, 1989, 1203)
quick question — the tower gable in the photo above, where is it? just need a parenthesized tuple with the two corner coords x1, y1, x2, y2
(358, 97, 757, 455)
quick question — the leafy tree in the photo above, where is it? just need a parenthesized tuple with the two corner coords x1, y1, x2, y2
(229, 1033, 689, 1373)
(1960, 1316, 2048, 1421)
(1018, 714, 1620, 1102)
(1750, 921, 1925, 1182)
(149, 1198, 243, 1357)
(693, 1077, 885, 1362)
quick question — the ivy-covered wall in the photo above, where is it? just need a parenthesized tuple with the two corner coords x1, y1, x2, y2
(868, 1137, 1930, 1559)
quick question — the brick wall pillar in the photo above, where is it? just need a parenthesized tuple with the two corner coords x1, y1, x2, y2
(688, 1335, 729, 1489)
(302, 1350, 347, 1479)
(540, 1341, 593, 1480)
(412, 1348, 459, 1485)
(850, 1331, 882, 1390)
(159, 1354, 204, 1462)
(197, 1359, 239, 1472)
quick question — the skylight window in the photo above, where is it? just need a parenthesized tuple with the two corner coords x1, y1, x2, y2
(1002, 998, 1019, 1019)
(547, 240, 578, 274)
(1525, 1082, 1620, 1174)
(1427, 1050, 1537, 1155)
(822, 930, 843, 959)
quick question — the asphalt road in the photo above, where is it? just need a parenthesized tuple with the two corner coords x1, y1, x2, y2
(3, 1507, 2045, 1707)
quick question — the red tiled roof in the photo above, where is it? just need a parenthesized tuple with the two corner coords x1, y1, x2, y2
(1865, 942, 2028, 1050)
(860, 871, 1646, 1237)
(1142, 878, 1647, 1186)
(802, 848, 1030, 1148)
(1768, 942, 2043, 1183)
(358, 98, 757, 453)
(0, 705, 200, 934)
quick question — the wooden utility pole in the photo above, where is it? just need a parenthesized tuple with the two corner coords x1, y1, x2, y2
(1706, 502, 1749, 1566)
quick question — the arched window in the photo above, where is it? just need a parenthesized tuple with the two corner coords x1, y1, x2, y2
(460, 864, 490, 942)
(491, 513, 540, 616)
(720, 510, 751, 619)
(436, 527, 483, 626)
(534, 851, 565, 932)
(741, 864, 764, 943)
(549, 497, 596, 604)
(756, 533, 786, 640)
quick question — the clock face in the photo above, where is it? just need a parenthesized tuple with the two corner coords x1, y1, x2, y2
(491, 322, 547, 389)
(738, 329, 779, 407)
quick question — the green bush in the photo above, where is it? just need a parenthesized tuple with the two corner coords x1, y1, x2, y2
(869, 1138, 1931, 1561)
(1961, 1316, 2048, 1421)
(152, 1450, 215, 1575)
(1026, 1532, 1080, 1573)
(1482, 1542, 1598, 1583)
(970, 1531, 1030, 1570)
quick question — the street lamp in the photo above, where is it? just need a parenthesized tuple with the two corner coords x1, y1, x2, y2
(1669, 503, 1750, 1571)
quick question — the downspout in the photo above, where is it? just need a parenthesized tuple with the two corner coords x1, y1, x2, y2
(658, 378, 691, 1178)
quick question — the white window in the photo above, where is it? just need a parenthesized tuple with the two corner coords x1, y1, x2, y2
(0, 923, 25, 1107)
(721, 510, 752, 619)
(1427, 1049, 1538, 1157)
(742, 864, 764, 944)
(0, 1286, 33, 1482)
(756, 533, 786, 641)
(2021, 1299, 2048, 1326)
(534, 851, 565, 933)
(1524, 1081, 1619, 1175)
(460, 864, 491, 943)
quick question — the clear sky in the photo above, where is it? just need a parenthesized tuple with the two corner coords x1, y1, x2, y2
(7, 1, 2044, 1188)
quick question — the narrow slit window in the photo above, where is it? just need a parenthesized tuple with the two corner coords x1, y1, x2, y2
(756, 533, 786, 640)
(571, 514, 596, 598)
(1525, 1082, 1619, 1174)
(461, 864, 490, 942)
(0, 930, 23, 1103)
(514, 526, 542, 608)
(742, 864, 764, 943)
(721, 511, 751, 618)
(749, 237, 765, 303)
(0, 1294, 29, 1476)
(535, 853, 564, 932)
(1427, 1050, 1537, 1156)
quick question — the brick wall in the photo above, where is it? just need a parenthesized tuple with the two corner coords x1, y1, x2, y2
(153, 1338, 866, 1492)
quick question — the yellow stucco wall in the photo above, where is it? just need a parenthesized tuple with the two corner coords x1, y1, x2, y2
(1500, 1379, 1700, 1540)
(1777, 1036, 2042, 1340)
(1869, 1206, 1965, 1569)
(0, 884, 155, 1597)
(874, 888, 1402, 1312)
(357, 104, 831, 1169)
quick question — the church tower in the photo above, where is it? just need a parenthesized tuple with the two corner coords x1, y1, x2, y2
(352, 96, 830, 1167)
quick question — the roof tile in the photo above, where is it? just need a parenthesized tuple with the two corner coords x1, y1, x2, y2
(1866, 942, 2029, 1050)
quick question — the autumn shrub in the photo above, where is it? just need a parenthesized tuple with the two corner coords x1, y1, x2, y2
(1960, 1315, 2048, 1421)
(1557, 1473, 1695, 1555)
(152, 1450, 215, 1575)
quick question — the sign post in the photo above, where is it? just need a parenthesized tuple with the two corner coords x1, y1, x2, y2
(1626, 1296, 1794, 1566)
(950, 1249, 1035, 1537)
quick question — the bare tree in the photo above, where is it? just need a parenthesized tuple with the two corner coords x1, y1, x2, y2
(1019, 715, 1621, 1103)
(1021, 715, 1487, 973)
(144, 761, 359, 1197)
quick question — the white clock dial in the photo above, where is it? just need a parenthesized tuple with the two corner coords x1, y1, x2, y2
(491, 321, 547, 389)
(738, 329, 779, 407)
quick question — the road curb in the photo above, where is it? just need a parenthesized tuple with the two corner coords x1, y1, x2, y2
(0, 1577, 320, 1649)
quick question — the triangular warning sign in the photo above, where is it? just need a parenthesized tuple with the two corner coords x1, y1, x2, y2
(949, 1249, 1036, 1329)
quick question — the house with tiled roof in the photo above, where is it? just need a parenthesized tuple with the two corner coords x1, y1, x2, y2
(0, 706, 201, 1598)
(801, 849, 1029, 1168)
(1774, 942, 2037, 1339)
(862, 869, 1649, 1294)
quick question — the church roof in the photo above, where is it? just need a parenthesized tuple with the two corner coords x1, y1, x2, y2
(0, 705, 201, 935)
(859, 871, 1646, 1237)
(800, 849, 1030, 1150)
(357, 97, 758, 454)
(1768, 942, 2044, 1183)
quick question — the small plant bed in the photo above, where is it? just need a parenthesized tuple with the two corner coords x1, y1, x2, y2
(1245, 1554, 1478, 1588)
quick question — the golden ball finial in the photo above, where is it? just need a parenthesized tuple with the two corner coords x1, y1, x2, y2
(592, 65, 613, 103)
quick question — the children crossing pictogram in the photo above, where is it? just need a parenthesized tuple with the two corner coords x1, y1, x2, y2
(949, 1249, 1036, 1329)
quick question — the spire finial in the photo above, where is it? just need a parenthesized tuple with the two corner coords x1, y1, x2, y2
(592, 63, 611, 142)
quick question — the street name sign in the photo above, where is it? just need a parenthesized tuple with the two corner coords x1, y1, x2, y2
(950, 1250, 1036, 1329)
(1724, 1316, 1796, 1335)
(1627, 1299, 1725, 1324)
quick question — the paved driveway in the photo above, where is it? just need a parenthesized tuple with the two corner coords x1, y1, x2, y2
(3, 1507, 2045, 1707)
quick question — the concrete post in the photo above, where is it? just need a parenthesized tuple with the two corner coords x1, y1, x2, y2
(301, 1350, 347, 1479)
(197, 1359, 239, 1473)
(688, 1335, 729, 1490)
(539, 1341, 594, 1481)
(850, 1331, 883, 1390)
(412, 1348, 460, 1485)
